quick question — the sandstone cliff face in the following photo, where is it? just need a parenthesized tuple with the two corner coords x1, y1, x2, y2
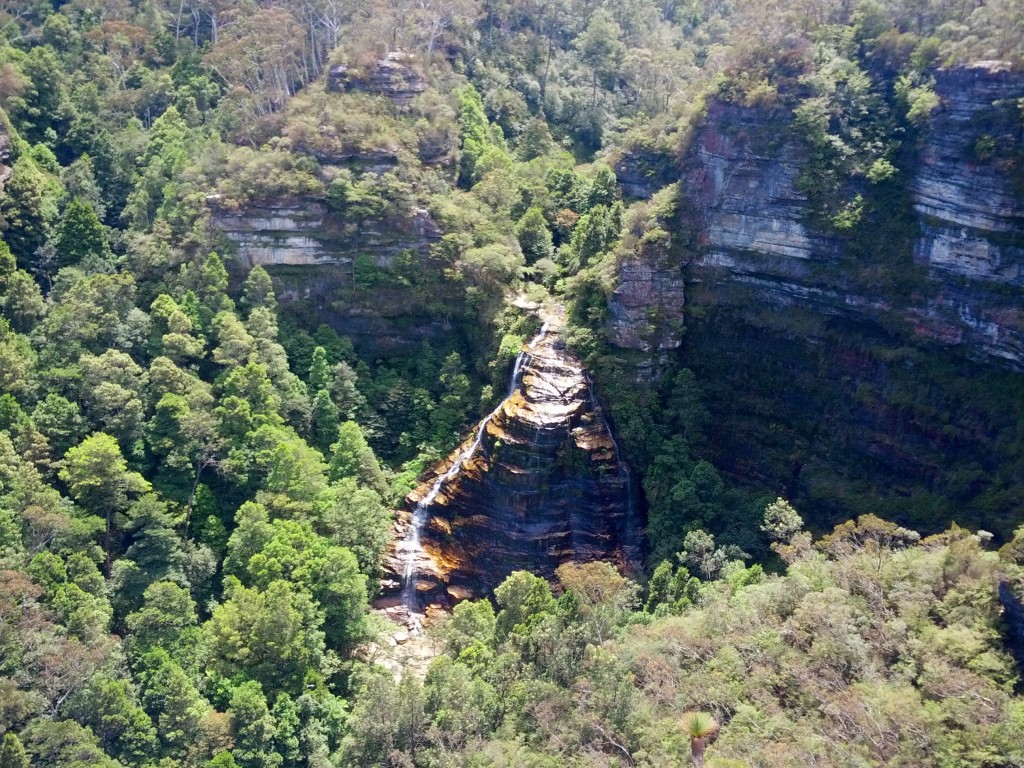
(214, 199, 440, 271)
(383, 320, 640, 607)
(611, 65, 1024, 367)
(999, 579, 1024, 667)
(613, 145, 679, 200)
(212, 197, 447, 353)
(606, 64, 1024, 536)
(0, 121, 13, 190)
(909, 63, 1024, 365)
(327, 51, 426, 103)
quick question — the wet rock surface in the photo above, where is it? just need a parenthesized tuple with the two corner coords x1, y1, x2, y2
(381, 310, 641, 609)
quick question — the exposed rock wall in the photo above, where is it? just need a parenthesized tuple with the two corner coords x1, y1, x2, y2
(212, 197, 448, 353)
(213, 199, 441, 271)
(327, 51, 426, 103)
(611, 64, 1024, 366)
(909, 64, 1024, 365)
(998, 579, 1024, 667)
(605, 64, 1024, 536)
(0, 123, 12, 190)
(383, 320, 640, 606)
(912, 64, 1024, 284)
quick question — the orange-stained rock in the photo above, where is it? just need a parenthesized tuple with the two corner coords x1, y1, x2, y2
(381, 314, 643, 607)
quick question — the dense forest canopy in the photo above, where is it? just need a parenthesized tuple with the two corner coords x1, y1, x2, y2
(0, 0, 1023, 765)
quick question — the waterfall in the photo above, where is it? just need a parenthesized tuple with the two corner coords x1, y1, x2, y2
(400, 323, 549, 610)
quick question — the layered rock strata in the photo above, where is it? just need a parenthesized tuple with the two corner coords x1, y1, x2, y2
(605, 63, 1024, 535)
(327, 50, 426, 103)
(212, 198, 446, 352)
(610, 64, 1024, 367)
(382, 318, 640, 607)
(909, 63, 1024, 364)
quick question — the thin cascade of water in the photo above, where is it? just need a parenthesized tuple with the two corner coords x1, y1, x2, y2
(400, 323, 549, 609)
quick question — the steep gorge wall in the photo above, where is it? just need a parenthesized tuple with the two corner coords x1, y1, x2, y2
(610, 63, 1024, 537)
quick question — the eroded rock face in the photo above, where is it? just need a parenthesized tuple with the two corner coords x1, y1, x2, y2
(0, 122, 12, 190)
(614, 146, 679, 200)
(912, 63, 1024, 282)
(610, 65, 1024, 367)
(607, 237, 686, 354)
(213, 199, 441, 271)
(999, 580, 1024, 667)
(327, 51, 426, 103)
(605, 64, 1024, 536)
(212, 197, 447, 353)
(686, 102, 840, 266)
(909, 63, 1024, 365)
(382, 320, 641, 607)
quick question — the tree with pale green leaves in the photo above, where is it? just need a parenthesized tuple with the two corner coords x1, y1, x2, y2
(60, 433, 150, 572)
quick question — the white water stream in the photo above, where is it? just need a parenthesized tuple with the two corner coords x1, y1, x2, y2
(400, 323, 549, 609)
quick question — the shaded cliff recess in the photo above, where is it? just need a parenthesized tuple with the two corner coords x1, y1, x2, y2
(602, 62, 1024, 543)
(383, 310, 642, 609)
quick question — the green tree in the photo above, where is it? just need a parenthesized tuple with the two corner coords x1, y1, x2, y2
(0, 733, 28, 768)
(0, 241, 45, 332)
(309, 389, 339, 456)
(516, 206, 553, 265)
(136, 651, 210, 759)
(59, 433, 151, 571)
(69, 676, 157, 766)
(224, 512, 368, 652)
(0, 154, 58, 268)
(125, 581, 199, 659)
(494, 570, 556, 643)
(212, 311, 256, 367)
(308, 347, 331, 394)
(10, 46, 72, 145)
(761, 497, 803, 544)
(112, 495, 187, 618)
(457, 84, 491, 187)
(204, 577, 325, 694)
(124, 105, 190, 228)
(228, 682, 281, 768)
(329, 362, 369, 422)
(574, 10, 626, 105)
(20, 719, 121, 768)
(327, 421, 387, 494)
(53, 197, 111, 268)
(241, 265, 276, 311)
(313, 479, 390, 575)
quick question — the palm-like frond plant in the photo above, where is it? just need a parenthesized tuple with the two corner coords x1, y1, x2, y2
(679, 711, 720, 768)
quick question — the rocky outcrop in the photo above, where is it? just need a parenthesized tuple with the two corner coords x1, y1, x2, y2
(327, 51, 426, 104)
(212, 196, 448, 353)
(0, 119, 13, 190)
(909, 63, 1024, 365)
(607, 253, 686, 353)
(912, 63, 1024, 283)
(614, 145, 679, 200)
(213, 198, 441, 272)
(686, 103, 840, 266)
(999, 579, 1024, 667)
(382, 317, 641, 607)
